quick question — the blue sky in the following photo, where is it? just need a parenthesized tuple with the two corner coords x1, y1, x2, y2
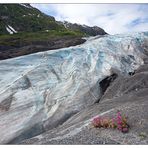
(31, 4, 148, 34)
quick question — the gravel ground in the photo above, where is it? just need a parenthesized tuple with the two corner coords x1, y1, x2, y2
(43, 128, 119, 145)
(22, 125, 119, 145)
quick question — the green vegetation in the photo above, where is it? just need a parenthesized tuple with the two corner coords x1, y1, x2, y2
(0, 4, 65, 34)
(0, 30, 84, 47)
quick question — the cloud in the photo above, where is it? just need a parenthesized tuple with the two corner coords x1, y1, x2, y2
(31, 4, 148, 34)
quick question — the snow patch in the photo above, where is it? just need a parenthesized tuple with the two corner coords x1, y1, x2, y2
(6, 27, 13, 34)
(8, 25, 17, 33)
(28, 13, 35, 16)
(19, 4, 32, 9)
(6, 25, 17, 34)
(63, 23, 68, 29)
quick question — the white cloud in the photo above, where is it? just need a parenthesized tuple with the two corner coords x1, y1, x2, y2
(31, 4, 148, 34)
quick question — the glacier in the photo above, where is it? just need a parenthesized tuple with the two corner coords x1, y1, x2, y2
(0, 32, 148, 144)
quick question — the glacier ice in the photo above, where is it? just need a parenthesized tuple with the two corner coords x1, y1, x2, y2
(0, 32, 148, 143)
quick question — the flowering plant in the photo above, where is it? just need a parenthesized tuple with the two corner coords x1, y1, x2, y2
(91, 111, 129, 133)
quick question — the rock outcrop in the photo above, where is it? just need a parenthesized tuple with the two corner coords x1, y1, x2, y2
(0, 32, 148, 144)
(0, 36, 86, 60)
(58, 21, 107, 36)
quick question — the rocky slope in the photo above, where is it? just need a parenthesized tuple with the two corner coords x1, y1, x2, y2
(0, 32, 148, 144)
(0, 35, 86, 60)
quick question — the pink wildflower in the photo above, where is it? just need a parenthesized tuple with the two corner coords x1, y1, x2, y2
(92, 116, 102, 127)
(92, 111, 129, 133)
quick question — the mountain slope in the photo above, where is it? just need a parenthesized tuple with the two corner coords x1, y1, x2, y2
(0, 4, 107, 60)
(58, 21, 107, 36)
(0, 4, 63, 34)
(0, 4, 107, 35)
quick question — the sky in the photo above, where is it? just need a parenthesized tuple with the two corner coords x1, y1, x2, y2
(31, 4, 148, 34)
